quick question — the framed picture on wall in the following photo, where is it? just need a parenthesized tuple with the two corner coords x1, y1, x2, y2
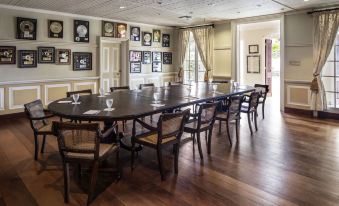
(163, 52, 172, 64)
(152, 51, 162, 62)
(0, 46, 16, 64)
(162, 34, 170, 47)
(247, 55, 260, 73)
(129, 50, 142, 62)
(153, 29, 161, 42)
(130, 62, 141, 73)
(142, 51, 151, 64)
(73, 52, 92, 71)
(152, 61, 162, 72)
(16, 17, 37, 40)
(102, 21, 116, 37)
(74, 20, 89, 42)
(130, 26, 140, 41)
(142, 32, 152, 46)
(38, 47, 55, 63)
(48, 20, 63, 38)
(117, 23, 127, 38)
(249, 45, 259, 54)
(56, 49, 71, 65)
(18, 50, 37, 68)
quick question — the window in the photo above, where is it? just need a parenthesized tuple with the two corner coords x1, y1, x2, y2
(183, 32, 205, 84)
(322, 32, 339, 108)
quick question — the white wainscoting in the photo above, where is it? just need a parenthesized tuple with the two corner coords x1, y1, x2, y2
(129, 72, 176, 89)
(9, 85, 41, 110)
(44, 83, 71, 105)
(74, 82, 98, 94)
(286, 84, 311, 107)
(0, 88, 4, 111)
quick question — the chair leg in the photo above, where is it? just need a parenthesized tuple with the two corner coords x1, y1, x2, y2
(235, 119, 240, 142)
(247, 113, 253, 135)
(218, 120, 222, 134)
(174, 144, 179, 174)
(34, 134, 39, 160)
(207, 128, 213, 154)
(87, 161, 99, 206)
(131, 141, 135, 171)
(63, 162, 70, 203)
(262, 102, 265, 119)
(157, 148, 165, 181)
(196, 132, 203, 159)
(205, 131, 208, 145)
(226, 121, 232, 146)
(116, 150, 122, 180)
(254, 111, 258, 131)
(40, 134, 46, 154)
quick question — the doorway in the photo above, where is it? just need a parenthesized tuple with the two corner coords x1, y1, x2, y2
(237, 20, 281, 107)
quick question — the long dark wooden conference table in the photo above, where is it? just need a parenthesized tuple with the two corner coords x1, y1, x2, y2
(48, 83, 255, 122)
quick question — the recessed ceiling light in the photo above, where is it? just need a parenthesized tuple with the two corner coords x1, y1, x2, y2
(119, 6, 125, 9)
(304, 0, 309, 1)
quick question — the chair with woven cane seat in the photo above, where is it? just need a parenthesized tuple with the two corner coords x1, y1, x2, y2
(184, 102, 218, 159)
(254, 84, 269, 119)
(52, 121, 120, 206)
(24, 99, 56, 160)
(241, 91, 261, 135)
(110, 86, 130, 92)
(131, 109, 190, 181)
(66, 89, 92, 97)
(215, 95, 244, 146)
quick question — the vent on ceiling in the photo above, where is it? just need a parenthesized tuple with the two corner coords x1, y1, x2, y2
(179, 15, 192, 19)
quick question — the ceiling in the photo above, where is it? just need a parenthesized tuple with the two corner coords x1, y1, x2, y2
(0, 0, 338, 26)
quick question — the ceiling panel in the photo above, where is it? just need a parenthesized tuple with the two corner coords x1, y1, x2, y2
(0, 0, 337, 26)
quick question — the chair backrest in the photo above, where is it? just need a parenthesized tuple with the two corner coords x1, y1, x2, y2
(110, 86, 130, 92)
(248, 91, 261, 110)
(212, 80, 228, 84)
(157, 109, 190, 144)
(254, 84, 269, 99)
(53, 121, 101, 160)
(66, 89, 92, 97)
(227, 95, 244, 119)
(197, 102, 219, 127)
(139, 83, 154, 89)
(168, 82, 182, 86)
(24, 99, 47, 132)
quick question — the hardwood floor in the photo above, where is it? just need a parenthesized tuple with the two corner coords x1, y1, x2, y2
(1, 99, 339, 205)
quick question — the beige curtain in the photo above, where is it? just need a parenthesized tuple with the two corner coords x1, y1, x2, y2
(191, 26, 214, 81)
(177, 29, 190, 82)
(311, 11, 339, 112)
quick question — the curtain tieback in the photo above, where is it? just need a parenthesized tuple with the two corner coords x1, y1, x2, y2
(310, 76, 319, 93)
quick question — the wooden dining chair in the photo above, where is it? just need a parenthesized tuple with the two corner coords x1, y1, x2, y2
(212, 80, 229, 83)
(110, 86, 130, 92)
(254, 84, 269, 119)
(215, 95, 244, 146)
(184, 102, 219, 159)
(66, 89, 92, 97)
(131, 109, 190, 180)
(168, 82, 182, 86)
(24, 99, 56, 160)
(53, 121, 120, 206)
(139, 83, 154, 89)
(241, 91, 261, 135)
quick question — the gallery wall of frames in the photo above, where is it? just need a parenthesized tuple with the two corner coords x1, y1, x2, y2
(0, 7, 177, 115)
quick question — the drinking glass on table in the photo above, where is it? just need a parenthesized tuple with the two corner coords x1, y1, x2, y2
(186, 85, 192, 97)
(72, 94, 80, 104)
(212, 84, 218, 93)
(105, 98, 114, 111)
(99, 88, 105, 97)
(153, 92, 160, 104)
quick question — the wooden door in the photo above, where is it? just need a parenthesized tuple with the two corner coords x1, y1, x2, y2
(265, 39, 272, 96)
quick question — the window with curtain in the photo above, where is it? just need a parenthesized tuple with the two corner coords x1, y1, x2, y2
(183, 32, 205, 84)
(322, 32, 339, 108)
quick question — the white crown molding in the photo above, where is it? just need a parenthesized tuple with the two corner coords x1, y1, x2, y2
(0, 4, 175, 29)
(0, 76, 100, 86)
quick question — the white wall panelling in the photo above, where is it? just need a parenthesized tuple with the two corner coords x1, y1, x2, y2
(286, 85, 311, 107)
(9, 86, 41, 110)
(0, 88, 4, 111)
(44, 83, 71, 105)
(74, 82, 98, 94)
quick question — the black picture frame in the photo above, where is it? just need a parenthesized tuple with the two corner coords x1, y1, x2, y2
(73, 52, 92, 71)
(117, 23, 127, 38)
(48, 20, 63, 38)
(249, 44, 259, 54)
(102, 21, 116, 37)
(130, 62, 141, 73)
(247, 55, 260, 73)
(16, 17, 37, 40)
(0, 46, 16, 64)
(163, 52, 172, 64)
(162, 34, 170, 47)
(142, 51, 151, 64)
(18, 50, 37, 68)
(153, 29, 161, 42)
(130, 26, 140, 41)
(56, 49, 71, 65)
(38, 47, 55, 64)
(142, 32, 152, 46)
(152, 51, 162, 62)
(74, 20, 89, 43)
(129, 50, 142, 62)
(152, 61, 162, 72)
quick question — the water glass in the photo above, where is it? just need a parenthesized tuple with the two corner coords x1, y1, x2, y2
(212, 84, 218, 93)
(153, 92, 160, 103)
(99, 88, 105, 97)
(72, 94, 80, 104)
(106, 98, 114, 109)
(186, 86, 192, 97)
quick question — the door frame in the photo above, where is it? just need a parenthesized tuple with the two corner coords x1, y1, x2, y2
(99, 37, 129, 90)
(232, 14, 285, 112)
